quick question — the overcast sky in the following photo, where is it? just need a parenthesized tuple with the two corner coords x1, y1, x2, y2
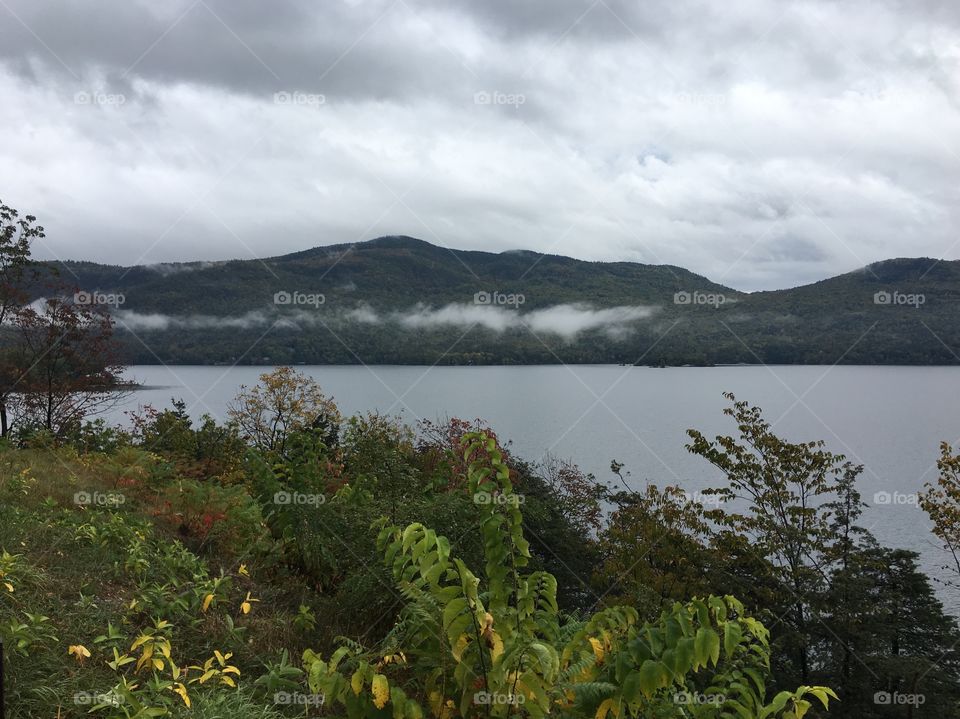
(1, 0, 958, 291)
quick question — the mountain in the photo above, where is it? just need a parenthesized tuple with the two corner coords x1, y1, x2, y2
(32, 238, 960, 366)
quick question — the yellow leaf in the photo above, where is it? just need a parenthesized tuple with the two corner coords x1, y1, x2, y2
(172, 684, 191, 708)
(238, 564, 250, 576)
(372, 674, 390, 709)
(202, 593, 215, 612)
(489, 631, 504, 663)
(596, 698, 617, 719)
(588, 637, 605, 662)
(428, 690, 442, 717)
(221, 675, 236, 688)
(3, 582, 13, 593)
(68, 645, 91, 662)
(451, 634, 470, 661)
(351, 669, 364, 695)
(241, 601, 251, 614)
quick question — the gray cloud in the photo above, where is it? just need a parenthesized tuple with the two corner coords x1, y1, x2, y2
(1, 0, 959, 291)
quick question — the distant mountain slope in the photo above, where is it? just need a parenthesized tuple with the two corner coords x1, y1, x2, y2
(31, 239, 960, 366)
(46, 235, 735, 315)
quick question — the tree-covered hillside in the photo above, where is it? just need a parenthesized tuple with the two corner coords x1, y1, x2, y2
(34, 239, 960, 365)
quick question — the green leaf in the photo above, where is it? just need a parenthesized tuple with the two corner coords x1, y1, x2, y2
(724, 621, 743, 658)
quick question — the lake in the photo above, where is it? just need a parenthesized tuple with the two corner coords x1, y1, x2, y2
(107, 364, 960, 611)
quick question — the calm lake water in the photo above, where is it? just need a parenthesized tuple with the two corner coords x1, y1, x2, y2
(108, 364, 960, 612)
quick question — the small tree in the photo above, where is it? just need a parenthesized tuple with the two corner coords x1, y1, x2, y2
(597, 482, 714, 619)
(12, 297, 126, 437)
(686, 393, 861, 681)
(228, 366, 341, 454)
(0, 200, 44, 436)
(919, 442, 960, 589)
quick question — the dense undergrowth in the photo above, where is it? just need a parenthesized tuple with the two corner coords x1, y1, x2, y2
(0, 369, 957, 717)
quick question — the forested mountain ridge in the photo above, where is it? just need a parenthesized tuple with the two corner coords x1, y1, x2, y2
(34, 238, 960, 365)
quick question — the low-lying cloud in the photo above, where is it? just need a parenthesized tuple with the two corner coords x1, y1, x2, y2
(113, 303, 656, 340)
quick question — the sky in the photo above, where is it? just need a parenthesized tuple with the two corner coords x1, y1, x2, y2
(1, 0, 959, 291)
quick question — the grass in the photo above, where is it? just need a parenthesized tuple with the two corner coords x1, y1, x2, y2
(0, 444, 346, 717)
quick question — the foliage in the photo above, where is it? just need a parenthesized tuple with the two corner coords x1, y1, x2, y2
(130, 400, 247, 482)
(154, 478, 269, 557)
(11, 297, 128, 437)
(302, 432, 836, 719)
(597, 482, 714, 618)
(920, 441, 960, 587)
(686, 393, 861, 682)
(228, 366, 341, 454)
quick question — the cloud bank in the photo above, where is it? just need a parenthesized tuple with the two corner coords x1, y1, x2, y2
(113, 303, 656, 340)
